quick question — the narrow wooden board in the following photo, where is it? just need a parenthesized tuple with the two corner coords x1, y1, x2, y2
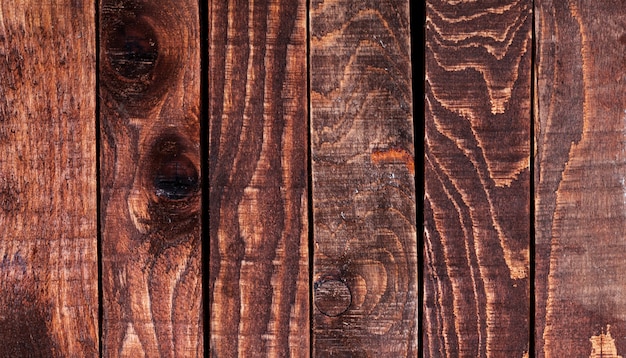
(424, 0, 532, 356)
(0, 1, 98, 356)
(310, 0, 417, 355)
(99, 0, 203, 355)
(535, 1, 626, 356)
(207, 0, 309, 356)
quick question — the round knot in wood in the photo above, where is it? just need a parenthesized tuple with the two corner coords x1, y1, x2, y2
(150, 136, 199, 200)
(314, 279, 352, 317)
(106, 19, 158, 79)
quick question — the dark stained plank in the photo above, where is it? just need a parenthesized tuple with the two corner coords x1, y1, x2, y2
(99, 0, 203, 355)
(424, 0, 532, 356)
(534, 1, 626, 356)
(207, 0, 309, 356)
(309, 0, 417, 355)
(0, 1, 98, 356)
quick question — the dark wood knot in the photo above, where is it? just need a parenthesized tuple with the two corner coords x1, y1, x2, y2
(149, 135, 199, 201)
(100, 2, 181, 107)
(106, 18, 159, 80)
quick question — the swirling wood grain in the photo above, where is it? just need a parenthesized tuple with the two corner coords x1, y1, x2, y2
(424, 0, 531, 356)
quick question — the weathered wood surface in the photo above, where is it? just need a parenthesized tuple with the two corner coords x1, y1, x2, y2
(535, 1, 626, 356)
(99, 0, 203, 355)
(0, 1, 98, 356)
(310, 0, 417, 355)
(424, 0, 532, 356)
(207, 0, 309, 356)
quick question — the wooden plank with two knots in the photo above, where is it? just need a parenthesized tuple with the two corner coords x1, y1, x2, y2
(99, 0, 203, 355)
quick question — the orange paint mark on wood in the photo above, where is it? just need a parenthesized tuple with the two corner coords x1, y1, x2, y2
(371, 148, 415, 175)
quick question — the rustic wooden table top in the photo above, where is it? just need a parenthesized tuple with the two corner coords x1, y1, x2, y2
(0, 0, 624, 357)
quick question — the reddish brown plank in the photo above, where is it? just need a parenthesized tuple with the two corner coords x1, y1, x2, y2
(207, 0, 309, 356)
(310, 0, 417, 355)
(0, 1, 98, 356)
(424, 0, 532, 356)
(535, 1, 626, 356)
(99, 0, 203, 355)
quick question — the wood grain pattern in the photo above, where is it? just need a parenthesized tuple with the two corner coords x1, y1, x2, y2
(310, 0, 416, 355)
(424, 0, 532, 356)
(99, 0, 203, 355)
(207, 0, 309, 356)
(534, 1, 626, 356)
(0, 1, 98, 356)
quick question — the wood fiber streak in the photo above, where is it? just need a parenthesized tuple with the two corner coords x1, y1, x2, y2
(535, 1, 626, 356)
(424, 0, 531, 356)
(310, 0, 416, 356)
(208, 0, 309, 356)
(99, 0, 202, 356)
(0, 1, 98, 356)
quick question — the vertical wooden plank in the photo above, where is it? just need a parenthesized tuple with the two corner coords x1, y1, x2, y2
(535, 1, 626, 356)
(424, 0, 532, 356)
(208, 0, 309, 356)
(310, 0, 416, 356)
(99, 0, 202, 356)
(0, 1, 98, 356)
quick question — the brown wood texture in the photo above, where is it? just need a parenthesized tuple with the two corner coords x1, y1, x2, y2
(424, 0, 532, 356)
(99, 0, 203, 356)
(0, 1, 98, 356)
(207, 0, 309, 356)
(535, 1, 626, 356)
(310, 0, 417, 356)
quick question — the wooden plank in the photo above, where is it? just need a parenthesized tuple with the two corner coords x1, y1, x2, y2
(309, 0, 417, 355)
(99, 0, 202, 355)
(534, 1, 626, 356)
(424, 0, 532, 356)
(207, 0, 309, 356)
(0, 1, 98, 356)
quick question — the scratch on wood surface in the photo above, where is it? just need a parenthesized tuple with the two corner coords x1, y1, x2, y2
(371, 148, 415, 175)
(590, 326, 623, 358)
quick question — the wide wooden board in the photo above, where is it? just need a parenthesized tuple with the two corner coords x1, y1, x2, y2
(310, 0, 417, 355)
(99, 0, 203, 355)
(535, 1, 626, 356)
(424, 0, 532, 355)
(0, 1, 98, 356)
(207, 0, 309, 356)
